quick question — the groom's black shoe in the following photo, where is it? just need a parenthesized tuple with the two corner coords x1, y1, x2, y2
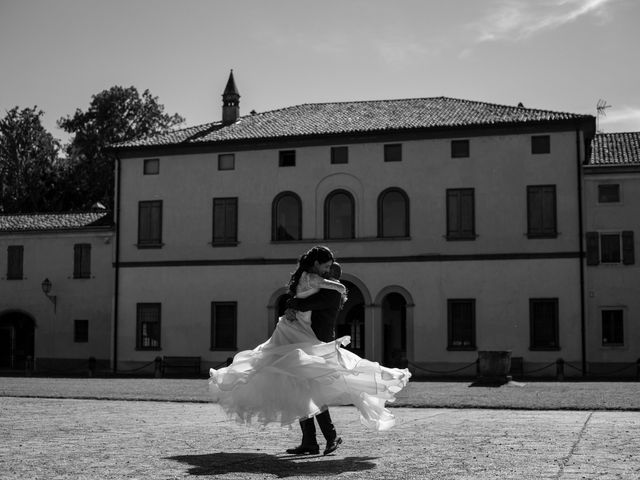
(286, 444, 320, 455)
(323, 437, 342, 455)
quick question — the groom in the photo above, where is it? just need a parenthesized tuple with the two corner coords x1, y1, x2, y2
(283, 262, 344, 456)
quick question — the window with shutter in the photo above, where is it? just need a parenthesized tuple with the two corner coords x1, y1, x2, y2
(212, 198, 238, 245)
(586, 232, 600, 266)
(73, 244, 91, 279)
(622, 231, 635, 265)
(529, 298, 559, 350)
(446, 188, 475, 240)
(136, 303, 161, 350)
(6, 245, 24, 280)
(447, 299, 476, 350)
(527, 185, 557, 238)
(211, 302, 237, 350)
(137, 201, 163, 247)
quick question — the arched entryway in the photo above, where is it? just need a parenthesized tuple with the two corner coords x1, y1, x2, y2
(381, 293, 408, 367)
(336, 280, 365, 357)
(0, 311, 35, 370)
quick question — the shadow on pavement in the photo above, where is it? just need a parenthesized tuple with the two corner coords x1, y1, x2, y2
(167, 452, 378, 477)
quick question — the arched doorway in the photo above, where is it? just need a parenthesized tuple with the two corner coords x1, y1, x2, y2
(0, 312, 35, 370)
(381, 293, 407, 367)
(336, 281, 365, 357)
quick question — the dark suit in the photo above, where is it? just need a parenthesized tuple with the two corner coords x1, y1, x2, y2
(286, 289, 342, 447)
(288, 289, 342, 342)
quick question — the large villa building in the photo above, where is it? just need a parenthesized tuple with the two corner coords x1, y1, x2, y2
(1, 72, 638, 378)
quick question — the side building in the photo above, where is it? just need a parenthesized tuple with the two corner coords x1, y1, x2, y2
(584, 132, 640, 376)
(0, 211, 114, 373)
(111, 72, 596, 377)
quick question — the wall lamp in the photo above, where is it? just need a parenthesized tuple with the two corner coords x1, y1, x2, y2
(41, 278, 57, 313)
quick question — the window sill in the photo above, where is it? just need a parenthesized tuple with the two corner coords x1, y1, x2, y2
(210, 348, 237, 352)
(73, 276, 91, 280)
(211, 242, 239, 247)
(136, 347, 162, 351)
(529, 346, 560, 351)
(5, 277, 24, 281)
(447, 346, 477, 351)
(445, 235, 477, 241)
(526, 233, 559, 239)
(136, 243, 164, 249)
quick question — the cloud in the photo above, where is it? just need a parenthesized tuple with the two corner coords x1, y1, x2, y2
(474, 0, 619, 42)
(598, 105, 640, 132)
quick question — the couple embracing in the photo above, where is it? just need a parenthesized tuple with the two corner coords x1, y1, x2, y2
(209, 246, 411, 456)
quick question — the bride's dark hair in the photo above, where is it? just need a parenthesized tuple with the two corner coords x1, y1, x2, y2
(287, 245, 335, 296)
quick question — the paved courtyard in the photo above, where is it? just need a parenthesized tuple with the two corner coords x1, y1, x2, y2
(2, 378, 640, 479)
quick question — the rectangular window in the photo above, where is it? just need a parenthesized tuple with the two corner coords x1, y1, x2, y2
(331, 146, 349, 164)
(143, 158, 159, 175)
(218, 153, 235, 171)
(137, 200, 162, 247)
(530, 298, 559, 350)
(447, 299, 476, 350)
(211, 302, 237, 350)
(531, 135, 551, 154)
(384, 144, 402, 162)
(598, 184, 620, 203)
(279, 150, 296, 167)
(600, 233, 621, 263)
(73, 244, 91, 279)
(451, 139, 470, 158)
(213, 198, 238, 245)
(446, 188, 475, 240)
(527, 185, 557, 238)
(587, 231, 634, 266)
(6, 245, 24, 280)
(74, 319, 89, 343)
(602, 309, 624, 346)
(136, 303, 161, 350)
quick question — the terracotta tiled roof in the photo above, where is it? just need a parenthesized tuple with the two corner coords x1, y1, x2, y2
(0, 211, 113, 233)
(588, 132, 640, 166)
(113, 97, 592, 149)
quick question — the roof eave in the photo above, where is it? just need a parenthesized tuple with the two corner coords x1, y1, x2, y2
(115, 117, 593, 159)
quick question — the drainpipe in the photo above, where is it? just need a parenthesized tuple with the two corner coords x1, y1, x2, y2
(575, 126, 587, 377)
(113, 153, 122, 373)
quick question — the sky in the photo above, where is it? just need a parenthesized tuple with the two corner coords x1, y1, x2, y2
(1, 0, 639, 144)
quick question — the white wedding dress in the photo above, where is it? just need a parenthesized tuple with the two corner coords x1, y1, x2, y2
(209, 272, 411, 430)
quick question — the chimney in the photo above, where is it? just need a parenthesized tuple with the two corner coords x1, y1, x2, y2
(222, 70, 240, 125)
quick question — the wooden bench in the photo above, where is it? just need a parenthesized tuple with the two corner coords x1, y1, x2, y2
(161, 356, 201, 377)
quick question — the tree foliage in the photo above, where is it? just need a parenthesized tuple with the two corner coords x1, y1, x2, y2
(58, 86, 185, 209)
(0, 106, 63, 213)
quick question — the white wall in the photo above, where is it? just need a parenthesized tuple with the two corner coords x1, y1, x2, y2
(0, 230, 114, 366)
(116, 128, 586, 374)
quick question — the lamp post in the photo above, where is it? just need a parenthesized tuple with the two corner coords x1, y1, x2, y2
(41, 278, 57, 313)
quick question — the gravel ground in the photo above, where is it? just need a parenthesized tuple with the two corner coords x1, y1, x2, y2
(2, 377, 640, 479)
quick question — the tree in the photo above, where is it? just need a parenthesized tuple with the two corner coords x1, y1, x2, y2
(0, 106, 63, 213)
(58, 86, 184, 209)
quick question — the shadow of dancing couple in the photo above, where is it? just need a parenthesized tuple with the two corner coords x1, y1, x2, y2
(208, 245, 411, 456)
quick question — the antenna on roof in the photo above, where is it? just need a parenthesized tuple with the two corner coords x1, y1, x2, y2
(596, 99, 611, 133)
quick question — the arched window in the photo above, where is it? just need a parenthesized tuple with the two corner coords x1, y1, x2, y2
(272, 192, 302, 241)
(378, 188, 409, 238)
(324, 189, 355, 239)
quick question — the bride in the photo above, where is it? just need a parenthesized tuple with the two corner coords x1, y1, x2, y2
(209, 246, 411, 431)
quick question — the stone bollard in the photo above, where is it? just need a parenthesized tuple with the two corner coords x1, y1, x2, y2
(154, 356, 163, 378)
(88, 357, 96, 378)
(556, 358, 565, 381)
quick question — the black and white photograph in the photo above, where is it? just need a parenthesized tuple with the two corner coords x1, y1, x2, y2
(1, 0, 640, 478)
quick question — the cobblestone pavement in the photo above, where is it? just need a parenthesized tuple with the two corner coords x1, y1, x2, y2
(2, 395, 640, 479)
